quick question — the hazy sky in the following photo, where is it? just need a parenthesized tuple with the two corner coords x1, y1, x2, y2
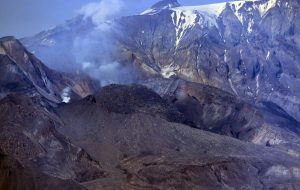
(0, 0, 227, 38)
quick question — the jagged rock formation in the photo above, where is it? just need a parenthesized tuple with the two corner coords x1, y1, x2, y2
(0, 37, 104, 189)
(0, 36, 98, 103)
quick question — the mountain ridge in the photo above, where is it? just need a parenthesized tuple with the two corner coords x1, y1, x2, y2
(0, 36, 98, 103)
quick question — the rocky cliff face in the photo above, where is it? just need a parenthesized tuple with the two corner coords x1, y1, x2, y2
(0, 37, 104, 189)
(0, 37, 98, 103)
(115, 0, 300, 123)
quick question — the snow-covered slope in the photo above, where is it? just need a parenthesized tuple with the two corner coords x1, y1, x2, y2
(171, 1, 250, 17)
(141, 0, 180, 15)
(142, 0, 280, 46)
(142, 0, 280, 28)
(256, 0, 279, 16)
(171, 0, 278, 17)
(142, 0, 278, 18)
(170, 8, 218, 47)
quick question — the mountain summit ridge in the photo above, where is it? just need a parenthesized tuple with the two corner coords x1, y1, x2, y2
(151, 0, 180, 9)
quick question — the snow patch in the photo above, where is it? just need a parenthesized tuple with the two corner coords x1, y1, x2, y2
(173, 0, 259, 17)
(141, 3, 177, 15)
(40, 38, 56, 46)
(256, 73, 260, 95)
(142, 0, 277, 23)
(239, 49, 243, 56)
(171, 9, 217, 47)
(266, 51, 271, 60)
(141, 8, 157, 15)
(265, 165, 292, 178)
(224, 49, 229, 62)
(171, 10, 198, 47)
(161, 65, 177, 78)
(228, 79, 238, 95)
(161, 3, 176, 10)
(175, 4, 225, 16)
(256, 0, 278, 17)
(235, 12, 244, 24)
(247, 18, 254, 33)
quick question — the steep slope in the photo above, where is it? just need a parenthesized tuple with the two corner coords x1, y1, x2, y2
(21, 16, 95, 72)
(0, 36, 98, 103)
(0, 38, 105, 188)
(141, 0, 181, 15)
(115, 0, 300, 122)
(0, 93, 105, 182)
(114, 0, 299, 115)
(57, 84, 300, 189)
(142, 77, 300, 157)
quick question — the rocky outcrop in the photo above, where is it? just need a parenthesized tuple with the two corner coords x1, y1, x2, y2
(0, 37, 98, 103)
(0, 37, 104, 188)
(142, 77, 300, 157)
(90, 84, 187, 124)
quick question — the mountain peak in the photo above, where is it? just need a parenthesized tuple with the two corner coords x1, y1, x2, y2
(151, 0, 180, 10)
(141, 0, 180, 15)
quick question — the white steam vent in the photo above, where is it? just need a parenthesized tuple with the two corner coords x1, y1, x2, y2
(61, 87, 71, 103)
(79, 0, 124, 26)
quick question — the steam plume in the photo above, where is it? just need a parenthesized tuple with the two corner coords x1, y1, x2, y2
(74, 0, 135, 86)
(79, 0, 125, 26)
